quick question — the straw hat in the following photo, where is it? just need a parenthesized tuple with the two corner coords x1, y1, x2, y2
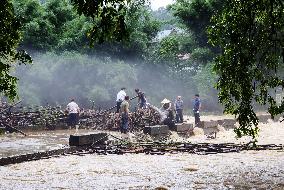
(161, 98, 171, 104)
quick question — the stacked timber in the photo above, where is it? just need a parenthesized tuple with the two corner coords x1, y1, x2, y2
(0, 105, 161, 132)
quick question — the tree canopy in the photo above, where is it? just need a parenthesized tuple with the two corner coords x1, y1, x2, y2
(170, 0, 224, 48)
(208, 0, 284, 139)
(70, 0, 146, 44)
(0, 0, 32, 100)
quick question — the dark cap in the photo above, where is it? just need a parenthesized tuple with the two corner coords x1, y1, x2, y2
(121, 87, 126, 90)
(125, 96, 130, 100)
(195, 94, 199, 97)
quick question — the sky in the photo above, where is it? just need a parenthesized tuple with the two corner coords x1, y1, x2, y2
(150, 0, 174, 10)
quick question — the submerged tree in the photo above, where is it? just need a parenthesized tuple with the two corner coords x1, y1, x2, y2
(0, 0, 32, 100)
(208, 0, 284, 139)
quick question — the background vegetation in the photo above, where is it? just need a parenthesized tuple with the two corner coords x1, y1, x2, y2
(10, 0, 220, 112)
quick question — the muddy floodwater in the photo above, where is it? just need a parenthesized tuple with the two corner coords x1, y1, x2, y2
(0, 116, 284, 189)
(1, 150, 284, 189)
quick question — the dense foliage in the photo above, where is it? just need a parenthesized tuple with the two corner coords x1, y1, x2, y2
(0, 0, 32, 100)
(1, 0, 221, 113)
(13, 0, 160, 61)
(71, 0, 144, 44)
(171, 0, 224, 48)
(208, 0, 284, 139)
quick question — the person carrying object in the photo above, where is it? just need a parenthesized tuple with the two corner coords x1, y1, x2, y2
(116, 87, 126, 113)
(135, 88, 147, 109)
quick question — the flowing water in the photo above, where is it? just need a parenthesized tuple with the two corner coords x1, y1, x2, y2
(0, 116, 283, 189)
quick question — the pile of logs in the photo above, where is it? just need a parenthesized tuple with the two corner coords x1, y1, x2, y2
(0, 105, 65, 129)
(0, 103, 161, 131)
(68, 107, 160, 131)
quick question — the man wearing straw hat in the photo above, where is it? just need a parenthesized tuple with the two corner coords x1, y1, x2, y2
(149, 98, 175, 127)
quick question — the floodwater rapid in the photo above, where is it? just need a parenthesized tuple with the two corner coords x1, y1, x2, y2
(0, 116, 283, 189)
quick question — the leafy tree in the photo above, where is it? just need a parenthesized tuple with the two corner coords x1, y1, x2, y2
(152, 7, 177, 30)
(71, 0, 146, 44)
(81, 3, 160, 61)
(170, 0, 224, 47)
(13, 0, 86, 51)
(193, 62, 220, 112)
(57, 15, 91, 51)
(208, 0, 284, 139)
(0, 0, 31, 100)
(119, 4, 161, 60)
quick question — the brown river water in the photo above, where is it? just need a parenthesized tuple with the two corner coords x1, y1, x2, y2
(0, 116, 283, 189)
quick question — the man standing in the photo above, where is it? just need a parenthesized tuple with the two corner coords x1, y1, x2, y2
(66, 98, 80, 129)
(120, 96, 130, 133)
(135, 88, 147, 109)
(116, 87, 126, 113)
(193, 94, 201, 127)
(175, 96, 184, 123)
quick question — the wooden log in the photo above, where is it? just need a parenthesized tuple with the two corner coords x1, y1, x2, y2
(201, 120, 218, 128)
(143, 125, 169, 136)
(217, 119, 236, 127)
(69, 133, 108, 146)
(257, 115, 271, 123)
(5, 125, 27, 136)
(170, 123, 194, 132)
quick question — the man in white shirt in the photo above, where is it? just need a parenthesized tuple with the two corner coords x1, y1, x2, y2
(66, 98, 80, 128)
(116, 87, 126, 113)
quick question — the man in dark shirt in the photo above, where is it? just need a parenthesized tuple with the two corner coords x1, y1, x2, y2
(193, 94, 201, 127)
(135, 89, 147, 109)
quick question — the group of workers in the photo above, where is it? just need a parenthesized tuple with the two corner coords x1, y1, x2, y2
(65, 88, 201, 133)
